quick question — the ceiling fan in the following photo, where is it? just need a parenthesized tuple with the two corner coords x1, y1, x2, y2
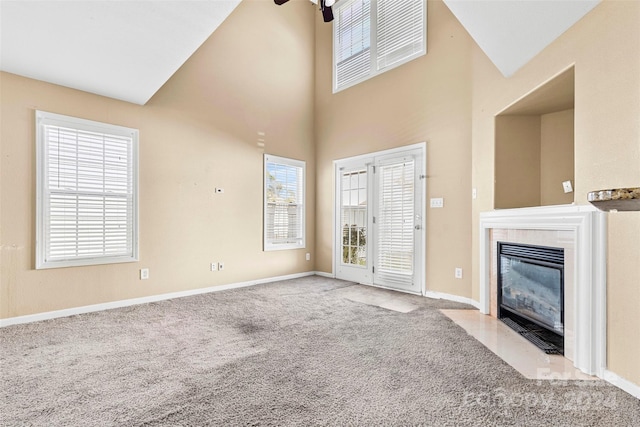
(275, 0, 335, 23)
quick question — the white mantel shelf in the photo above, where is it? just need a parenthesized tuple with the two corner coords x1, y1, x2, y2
(479, 204, 607, 377)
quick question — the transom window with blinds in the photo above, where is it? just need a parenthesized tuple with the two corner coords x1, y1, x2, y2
(36, 111, 139, 269)
(264, 154, 305, 251)
(333, 0, 426, 92)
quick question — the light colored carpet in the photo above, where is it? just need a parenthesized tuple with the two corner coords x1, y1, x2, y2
(1, 275, 638, 426)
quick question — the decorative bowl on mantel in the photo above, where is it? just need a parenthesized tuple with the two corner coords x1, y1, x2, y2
(587, 187, 640, 211)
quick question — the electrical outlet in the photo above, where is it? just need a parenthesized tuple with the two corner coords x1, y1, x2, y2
(454, 268, 463, 279)
(140, 268, 149, 280)
(306, 253, 311, 261)
(430, 197, 444, 208)
(210, 262, 217, 272)
(218, 262, 225, 271)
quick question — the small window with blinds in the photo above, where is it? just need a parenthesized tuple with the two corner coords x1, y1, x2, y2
(264, 154, 305, 251)
(333, 0, 426, 93)
(35, 111, 139, 269)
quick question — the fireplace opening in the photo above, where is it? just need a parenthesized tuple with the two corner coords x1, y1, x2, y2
(497, 242, 564, 354)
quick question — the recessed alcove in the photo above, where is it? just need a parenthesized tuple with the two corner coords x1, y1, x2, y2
(495, 68, 575, 209)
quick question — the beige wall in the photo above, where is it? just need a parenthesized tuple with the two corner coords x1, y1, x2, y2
(540, 109, 575, 206)
(0, 0, 316, 318)
(314, 0, 473, 297)
(494, 109, 575, 208)
(471, 0, 640, 385)
(608, 214, 640, 384)
(494, 115, 541, 209)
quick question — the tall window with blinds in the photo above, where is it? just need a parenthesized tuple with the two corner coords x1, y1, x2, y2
(333, 0, 426, 92)
(264, 154, 305, 251)
(36, 111, 139, 269)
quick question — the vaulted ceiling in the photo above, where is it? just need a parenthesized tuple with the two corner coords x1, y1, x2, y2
(0, 0, 241, 104)
(0, 0, 601, 105)
(443, 0, 601, 77)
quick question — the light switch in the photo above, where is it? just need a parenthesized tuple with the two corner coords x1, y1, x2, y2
(562, 181, 573, 193)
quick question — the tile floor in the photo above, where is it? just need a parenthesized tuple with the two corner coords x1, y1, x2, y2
(441, 309, 598, 381)
(332, 284, 420, 313)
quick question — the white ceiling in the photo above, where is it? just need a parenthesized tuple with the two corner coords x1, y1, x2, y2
(443, 0, 601, 77)
(0, 0, 241, 105)
(0, 0, 602, 105)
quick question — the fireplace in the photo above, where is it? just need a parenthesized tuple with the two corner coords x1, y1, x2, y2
(480, 205, 606, 375)
(498, 242, 564, 354)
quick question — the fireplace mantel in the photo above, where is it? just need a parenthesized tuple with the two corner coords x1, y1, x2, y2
(479, 204, 606, 376)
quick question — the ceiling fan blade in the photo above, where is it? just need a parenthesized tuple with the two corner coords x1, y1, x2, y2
(321, 2, 334, 22)
(274, 0, 332, 23)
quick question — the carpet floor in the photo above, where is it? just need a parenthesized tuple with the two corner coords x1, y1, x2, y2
(1, 275, 639, 426)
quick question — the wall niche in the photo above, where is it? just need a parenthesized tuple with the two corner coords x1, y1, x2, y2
(494, 67, 575, 209)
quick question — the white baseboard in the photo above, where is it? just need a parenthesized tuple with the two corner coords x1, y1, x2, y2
(603, 370, 640, 400)
(314, 271, 336, 279)
(0, 271, 316, 328)
(423, 290, 481, 310)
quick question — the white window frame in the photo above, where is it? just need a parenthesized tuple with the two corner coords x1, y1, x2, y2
(264, 154, 306, 251)
(36, 111, 139, 269)
(333, 0, 427, 93)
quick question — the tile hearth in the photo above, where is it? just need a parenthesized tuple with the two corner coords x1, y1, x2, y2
(441, 309, 597, 381)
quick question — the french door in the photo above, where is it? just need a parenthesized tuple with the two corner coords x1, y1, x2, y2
(334, 145, 424, 294)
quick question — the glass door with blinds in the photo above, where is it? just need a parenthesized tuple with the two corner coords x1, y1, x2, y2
(334, 145, 424, 294)
(372, 152, 422, 293)
(335, 159, 373, 284)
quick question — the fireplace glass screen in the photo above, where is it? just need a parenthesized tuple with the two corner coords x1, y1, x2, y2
(499, 254, 563, 335)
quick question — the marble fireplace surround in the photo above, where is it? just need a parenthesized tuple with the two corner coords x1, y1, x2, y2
(479, 204, 606, 376)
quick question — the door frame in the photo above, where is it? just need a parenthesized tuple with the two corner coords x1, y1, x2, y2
(332, 142, 427, 295)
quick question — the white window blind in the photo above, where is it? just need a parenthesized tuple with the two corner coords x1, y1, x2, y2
(335, 0, 371, 89)
(377, 159, 414, 286)
(264, 154, 305, 251)
(334, 0, 426, 92)
(36, 111, 139, 269)
(376, 0, 425, 70)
